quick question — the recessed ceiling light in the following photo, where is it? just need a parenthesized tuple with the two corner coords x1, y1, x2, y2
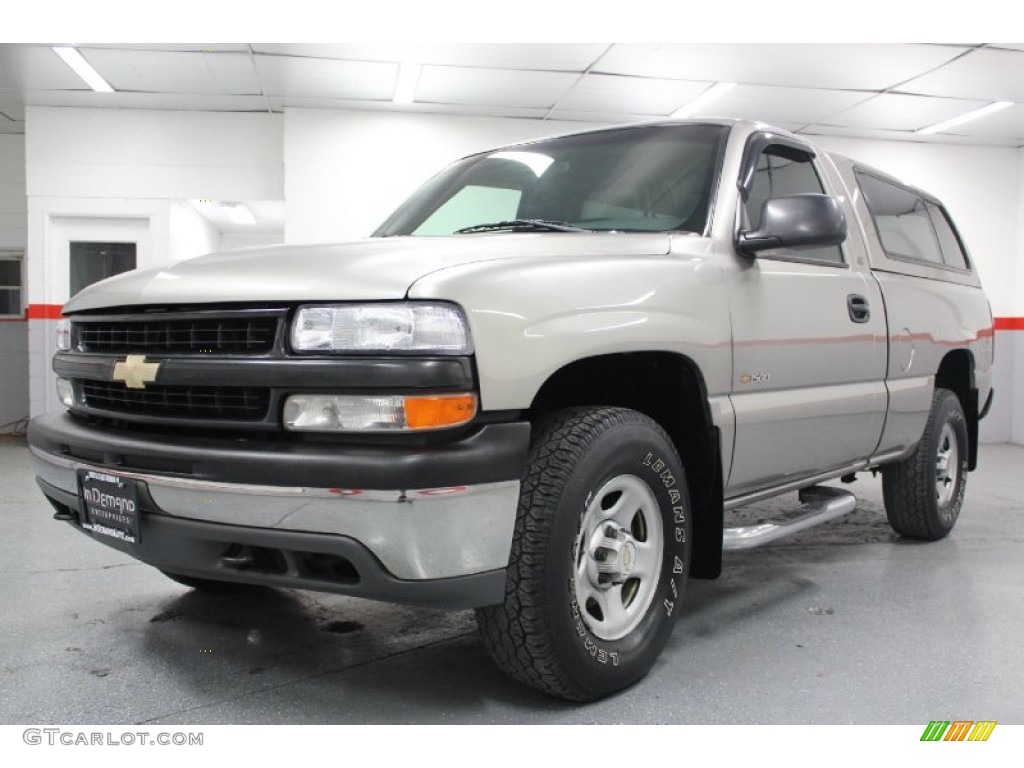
(221, 202, 256, 226)
(917, 101, 1014, 135)
(393, 63, 422, 104)
(52, 46, 114, 93)
(670, 82, 737, 119)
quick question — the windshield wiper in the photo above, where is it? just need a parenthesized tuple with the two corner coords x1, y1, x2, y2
(454, 219, 592, 234)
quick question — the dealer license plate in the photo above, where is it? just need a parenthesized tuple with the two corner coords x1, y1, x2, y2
(78, 469, 140, 544)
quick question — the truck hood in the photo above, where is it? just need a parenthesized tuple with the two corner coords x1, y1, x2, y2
(62, 233, 674, 313)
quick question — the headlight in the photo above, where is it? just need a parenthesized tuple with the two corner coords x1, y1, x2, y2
(56, 319, 71, 352)
(283, 393, 477, 432)
(291, 303, 472, 354)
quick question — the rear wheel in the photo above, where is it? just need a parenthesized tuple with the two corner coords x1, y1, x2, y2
(476, 407, 690, 701)
(882, 388, 969, 540)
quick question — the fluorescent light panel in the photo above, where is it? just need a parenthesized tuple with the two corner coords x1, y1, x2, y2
(394, 63, 422, 104)
(917, 101, 1014, 135)
(671, 82, 737, 118)
(52, 46, 114, 93)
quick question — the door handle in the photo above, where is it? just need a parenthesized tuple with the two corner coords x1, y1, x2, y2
(847, 294, 870, 323)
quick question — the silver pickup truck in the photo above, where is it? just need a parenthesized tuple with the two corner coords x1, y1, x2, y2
(27, 119, 994, 701)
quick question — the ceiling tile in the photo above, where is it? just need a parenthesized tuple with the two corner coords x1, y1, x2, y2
(254, 56, 397, 100)
(699, 84, 872, 126)
(898, 47, 1024, 102)
(21, 90, 270, 112)
(416, 66, 578, 109)
(80, 49, 261, 94)
(821, 93, 989, 131)
(802, 123, 1023, 148)
(595, 44, 969, 91)
(0, 44, 91, 90)
(252, 44, 607, 71)
(554, 74, 710, 115)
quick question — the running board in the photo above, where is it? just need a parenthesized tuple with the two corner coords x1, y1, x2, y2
(722, 486, 857, 551)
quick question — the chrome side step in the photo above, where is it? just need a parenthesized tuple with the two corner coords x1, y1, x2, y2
(722, 486, 857, 551)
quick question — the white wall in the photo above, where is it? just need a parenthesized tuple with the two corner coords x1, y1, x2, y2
(220, 233, 283, 251)
(1018, 148, 1024, 317)
(27, 108, 283, 201)
(1012, 147, 1024, 444)
(0, 135, 28, 431)
(0, 136, 27, 249)
(284, 109, 592, 243)
(168, 201, 220, 264)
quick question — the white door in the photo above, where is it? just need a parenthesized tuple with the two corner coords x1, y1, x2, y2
(47, 217, 150, 305)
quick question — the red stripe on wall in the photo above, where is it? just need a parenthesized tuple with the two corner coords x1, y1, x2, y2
(25, 304, 65, 320)
(16, 305, 1024, 329)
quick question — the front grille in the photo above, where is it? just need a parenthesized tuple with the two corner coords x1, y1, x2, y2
(80, 380, 271, 421)
(76, 316, 279, 355)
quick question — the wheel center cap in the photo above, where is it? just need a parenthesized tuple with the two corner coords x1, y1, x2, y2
(620, 541, 637, 576)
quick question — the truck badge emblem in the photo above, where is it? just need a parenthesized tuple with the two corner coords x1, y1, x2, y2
(112, 355, 161, 389)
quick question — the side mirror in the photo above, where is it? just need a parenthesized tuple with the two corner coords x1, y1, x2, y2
(738, 193, 847, 256)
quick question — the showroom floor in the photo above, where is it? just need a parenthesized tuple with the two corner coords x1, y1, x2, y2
(2, 435, 1022, 725)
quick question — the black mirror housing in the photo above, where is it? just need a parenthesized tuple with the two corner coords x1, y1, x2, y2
(738, 193, 847, 255)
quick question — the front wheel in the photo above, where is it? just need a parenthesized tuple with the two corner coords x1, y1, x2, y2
(476, 407, 691, 701)
(882, 388, 969, 540)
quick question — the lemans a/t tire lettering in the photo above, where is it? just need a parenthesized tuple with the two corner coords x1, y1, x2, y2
(476, 406, 691, 701)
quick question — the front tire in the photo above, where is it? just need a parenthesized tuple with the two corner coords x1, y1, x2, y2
(476, 407, 691, 701)
(882, 388, 969, 540)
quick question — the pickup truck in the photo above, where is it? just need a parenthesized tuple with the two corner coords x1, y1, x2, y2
(27, 119, 994, 701)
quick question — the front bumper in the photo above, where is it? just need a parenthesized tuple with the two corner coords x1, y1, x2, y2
(28, 413, 530, 608)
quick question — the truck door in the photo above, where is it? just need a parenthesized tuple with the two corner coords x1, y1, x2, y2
(724, 139, 888, 498)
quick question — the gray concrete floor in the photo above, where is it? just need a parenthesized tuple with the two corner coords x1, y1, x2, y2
(2, 435, 1022, 724)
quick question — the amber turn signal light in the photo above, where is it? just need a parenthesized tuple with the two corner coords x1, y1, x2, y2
(403, 394, 478, 430)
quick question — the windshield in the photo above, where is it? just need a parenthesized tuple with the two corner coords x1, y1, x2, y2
(374, 124, 729, 237)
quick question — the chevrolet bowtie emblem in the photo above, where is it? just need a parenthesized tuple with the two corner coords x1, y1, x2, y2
(112, 355, 161, 390)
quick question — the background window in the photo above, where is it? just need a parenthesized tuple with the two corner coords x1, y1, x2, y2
(69, 242, 137, 297)
(0, 255, 23, 317)
(744, 148, 843, 264)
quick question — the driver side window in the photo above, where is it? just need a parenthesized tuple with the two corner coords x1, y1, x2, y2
(744, 148, 844, 265)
